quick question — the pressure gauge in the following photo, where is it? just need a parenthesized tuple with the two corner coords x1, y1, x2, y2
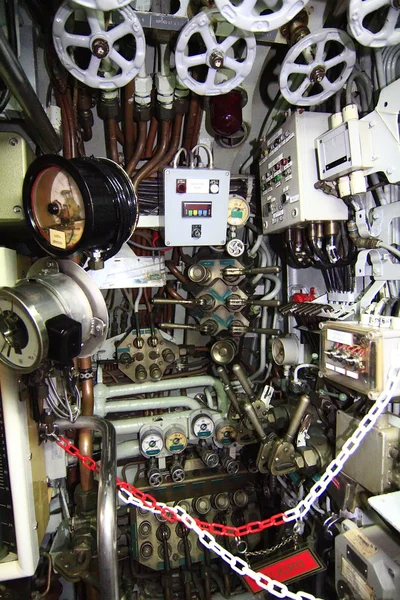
(271, 335, 300, 366)
(164, 425, 188, 454)
(227, 196, 250, 227)
(215, 421, 237, 446)
(0, 258, 108, 372)
(192, 412, 215, 439)
(140, 427, 164, 457)
(23, 155, 138, 264)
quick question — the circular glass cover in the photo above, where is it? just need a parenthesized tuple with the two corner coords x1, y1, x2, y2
(31, 166, 85, 251)
(227, 196, 250, 227)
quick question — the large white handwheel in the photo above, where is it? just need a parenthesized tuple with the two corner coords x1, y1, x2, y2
(175, 9, 256, 96)
(279, 28, 356, 107)
(68, 0, 132, 9)
(348, 0, 400, 47)
(53, 1, 146, 90)
(214, 0, 310, 33)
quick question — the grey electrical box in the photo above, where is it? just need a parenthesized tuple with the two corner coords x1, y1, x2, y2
(163, 167, 230, 247)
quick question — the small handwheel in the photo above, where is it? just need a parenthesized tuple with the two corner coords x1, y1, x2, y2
(175, 9, 256, 96)
(348, 0, 400, 47)
(279, 28, 356, 107)
(214, 0, 310, 33)
(68, 0, 132, 9)
(53, 1, 146, 90)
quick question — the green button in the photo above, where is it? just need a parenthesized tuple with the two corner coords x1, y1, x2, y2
(188, 210, 193, 216)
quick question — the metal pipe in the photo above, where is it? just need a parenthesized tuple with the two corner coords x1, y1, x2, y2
(94, 376, 228, 412)
(126, 121, 147, 176)
(54, 416, 118, 600)
(110, 410, 193, 436)
(216, 367, 242, 417)
(79, 357, 95, 492)
(232, 364, 255, 403)
(0, 28, 60, 153)
(95, 395, 202, 418)
(132, 119, 171, 193)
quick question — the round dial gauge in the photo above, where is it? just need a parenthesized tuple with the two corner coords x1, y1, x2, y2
(271, 336, 300, 366)
(0, 291, 41, 371)
(30, 166, 85, 251)
(23, 154, 138, 261)
(215, 422, 237, 446)
(227, 196, 250, 227)
(140, 428, 164, 457)
(165, 427, 188, 454)
(192, 414, 215, 439)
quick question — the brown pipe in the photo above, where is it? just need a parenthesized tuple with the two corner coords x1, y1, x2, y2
(145, 116, 158, 157)
(115, 122, 124, 146)
(190, 101, 203, 148)
(126, 121, 147, 176)
(107, 117, 119, 164)
(183, 93, 200, 151)
(165, 260, 190, 286)
(124, 80, 135, 164)
(159, 113, 184, 168)
(63, 90, 78, 158)
(167, 286, 186, 302)
(132, 120, 171, 192)
(57, 93, 73, 160)
(79, 357, 95, 492)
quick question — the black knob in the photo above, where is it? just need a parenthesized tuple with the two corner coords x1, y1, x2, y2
(47, 202, 60, 215)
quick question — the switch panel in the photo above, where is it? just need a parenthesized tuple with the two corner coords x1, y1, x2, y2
(163, 167, 230, 246)
(259, 111, 348, 233)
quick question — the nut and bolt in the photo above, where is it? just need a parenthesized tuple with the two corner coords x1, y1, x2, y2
(310, 66, 326, 84)
(91, 38, 110, 58)
(209, 49, 224, 69)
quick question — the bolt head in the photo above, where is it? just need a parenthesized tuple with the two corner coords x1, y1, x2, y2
(91, 38, 110, 58)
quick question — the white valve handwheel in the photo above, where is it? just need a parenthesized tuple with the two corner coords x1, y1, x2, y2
(69, 0, 132, 9)
(348, 0, 400, 47)
(214, 0, 310, 33)
(53, 2, 146, 90)
(280, 28, 356, 107)
(175, 9, 256, 96)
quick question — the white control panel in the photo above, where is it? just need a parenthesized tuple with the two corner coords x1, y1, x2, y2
(163, 167, 230, 246)
(259, 111, 348, 233)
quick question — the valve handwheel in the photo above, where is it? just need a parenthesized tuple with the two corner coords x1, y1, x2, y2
(53, 2, 146, 89)
(279, 28, 357, 107)
(175, 9, 256, 96)
(214, 0, 310, 33)
(348, 0, 400, 47)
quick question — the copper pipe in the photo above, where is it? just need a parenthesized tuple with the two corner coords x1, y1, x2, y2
(79, 357, 95, 492)
(159, 113, 184, 168)
(124, 80, 135, 164)
(57, 93, 73, 159)
(63, 89, 78, 158)
(143, 288, 152, 313)
(145, 116, 158, 157)
(132, 120, 171, 192)
(183, 93, 200, 151)
(167, 286, 186, 302)
(126, 121, 147, 176)
(190, 101, 203, 148)
(115, 122, 124, 146)
(165, 260, 190, 285)
(107, 117, 119, 164)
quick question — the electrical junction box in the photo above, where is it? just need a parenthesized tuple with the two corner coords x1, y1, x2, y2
(163, 167, 230, 246)
(259, 111, 348, 234)
(335, 521, 400, 600)
(320, 321, 400, 399)
(316, 119, 374, 181)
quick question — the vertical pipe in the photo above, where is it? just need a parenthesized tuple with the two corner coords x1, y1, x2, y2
(79, 357, 94, 492)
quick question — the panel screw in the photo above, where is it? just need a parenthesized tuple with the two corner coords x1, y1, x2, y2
(13, 205, 22, 213)
(8, 137, 18, 146)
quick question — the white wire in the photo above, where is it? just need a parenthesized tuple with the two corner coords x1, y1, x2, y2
(378, 242, 400, 260)
(134, 288, 143, 313)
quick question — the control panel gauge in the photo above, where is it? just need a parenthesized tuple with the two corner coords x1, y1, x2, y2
(271, 335, 300, 366)
(192, 413, 215, 439)
(140, 427, 164, 457)
(0, 292, 39, 371)
(227, 195, 250, 227)
(23, 155, 138, 262)
(164, 426, 188, 454)
(215, 421, 238, 446)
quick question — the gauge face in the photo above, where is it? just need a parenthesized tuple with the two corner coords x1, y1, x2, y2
(0, 293, 41, 371)
(272, 338, 285, 365)
(192, 415, 214, 439)
(215, 423, 237, 446)
(31, 166, 85, 251)
(227, 196, 250, 227)
(165, 430, 187, 454)
(140, 430, 164, 457)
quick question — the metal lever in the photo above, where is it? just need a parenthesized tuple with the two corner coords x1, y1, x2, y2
(217, 366, 242, 417)
(284, 394, 311, 444)
(153, 295, 216, 311)
(231, 364, 267, 442)
(222, 266, 281, 278)
(232, 364, 256, 402)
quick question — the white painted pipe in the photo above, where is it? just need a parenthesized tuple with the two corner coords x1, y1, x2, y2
(95, 395, 201, 418)
(110, 410, 193, 436)
(117, 440, 140, 460)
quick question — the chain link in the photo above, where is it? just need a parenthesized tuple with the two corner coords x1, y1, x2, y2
(245, 533, 296, 558)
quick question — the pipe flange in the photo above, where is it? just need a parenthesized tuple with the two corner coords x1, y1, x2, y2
(175, 9, 256, 96)
(214, 0, 310, 33)
(348, 0, 400, 47)
(53, 2, 146, 90)
(280, 28, 356, 107)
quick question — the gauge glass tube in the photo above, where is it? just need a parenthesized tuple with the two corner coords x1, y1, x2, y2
(227, 196, 250, 227)
(31, 166, 86, 251)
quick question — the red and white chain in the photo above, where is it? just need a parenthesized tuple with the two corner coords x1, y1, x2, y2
(54, 361, 400, 600)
